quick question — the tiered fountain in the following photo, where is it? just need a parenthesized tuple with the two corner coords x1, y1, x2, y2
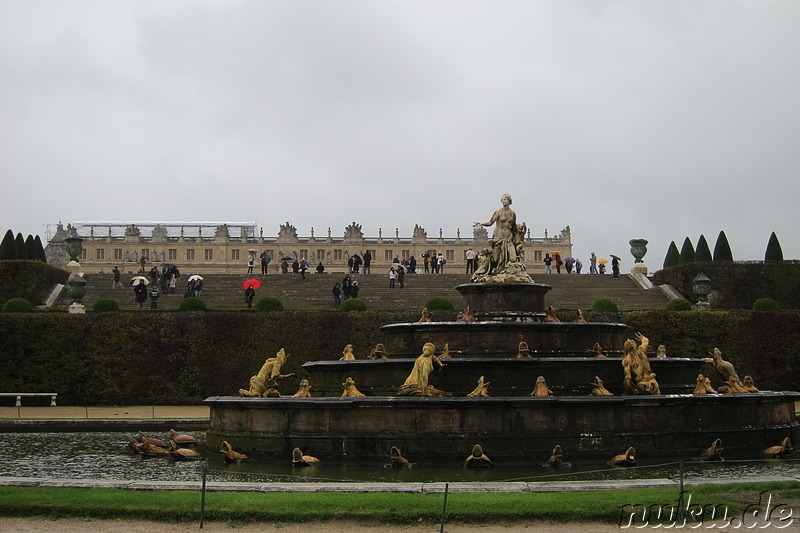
(205, 196, 798, 460)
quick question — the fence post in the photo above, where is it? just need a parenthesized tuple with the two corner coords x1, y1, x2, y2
(440, 482, 449, 533)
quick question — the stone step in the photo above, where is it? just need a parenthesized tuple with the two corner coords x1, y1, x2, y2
(58, 272, 674, 311)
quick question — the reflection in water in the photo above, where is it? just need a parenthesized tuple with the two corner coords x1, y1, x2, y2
(0, 432, 798, 484)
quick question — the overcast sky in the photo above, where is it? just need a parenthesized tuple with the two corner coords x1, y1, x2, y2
(1, 0, 798, 266)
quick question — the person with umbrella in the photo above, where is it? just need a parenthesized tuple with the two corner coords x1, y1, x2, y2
(243, 279, 260, 308)
(564, 256, 575, 274)
(611, 254, 621, 279)
(131, 276, 148, 309)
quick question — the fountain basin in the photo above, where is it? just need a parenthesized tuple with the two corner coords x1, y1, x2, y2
(456, 282, 550, 320)
(204, 392, 800, 460)
(302, 357, 706, 396)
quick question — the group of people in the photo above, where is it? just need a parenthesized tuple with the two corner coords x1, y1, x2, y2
(541, 251, 620, 278)
(332, 275, 360, 307)
(347, 252, 371, 274)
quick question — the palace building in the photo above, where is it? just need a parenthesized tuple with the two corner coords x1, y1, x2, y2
(45, 221, 573, 274)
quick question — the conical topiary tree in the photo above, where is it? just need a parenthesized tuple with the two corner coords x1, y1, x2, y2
(695, 235, 712, 262)
(0, 230, 16, 260)
(712, 230, 734, 261)
(765, 232, 784, 262)
(663, 241, 680, 268)
(678, 237, 695, 264)
(14, 233, 27, 260)
(24, 235, 37, 261)
(34, 235, 47, 262)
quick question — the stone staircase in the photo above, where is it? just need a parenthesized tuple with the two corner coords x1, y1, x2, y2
(56, 271, 677, 311)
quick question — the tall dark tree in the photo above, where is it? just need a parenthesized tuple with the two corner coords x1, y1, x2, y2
(34, 235, 47, 262)
(764, 232, 784, 262)
(712, 230, 734, 261)
(678, 237, 695, 264)
(695, 235, 712, 262)
(663, 241, 680, 268)
(14, 232, 27, 260)
(0, 229, 16, 260)
(24, 235, 37, 261)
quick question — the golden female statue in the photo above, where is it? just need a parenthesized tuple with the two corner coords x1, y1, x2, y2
(239, 348, 295, 397)
(397, 342, 448, 396)
(340, 344, 356, 360)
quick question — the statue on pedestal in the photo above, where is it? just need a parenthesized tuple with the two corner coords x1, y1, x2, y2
(472, 194, 532, 283)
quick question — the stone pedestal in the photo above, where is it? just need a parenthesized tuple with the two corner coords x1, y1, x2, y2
(630, 263, 648, 276)
(68, 303, 85, 314)
(66, 260, 82, 275)
(693, 301, 711, 312)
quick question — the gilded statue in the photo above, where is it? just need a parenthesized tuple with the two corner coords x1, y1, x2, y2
(341, 377, 366, 397)
(704, 347, 742, 386)
(692, 374, 716, 394)
(531, 376, 553, 397)
(611, 447, 637, 467)
(575, 309, 586, 323)
(699, 439, 724, 461)
(340, 344, 356, 360)
(472, 194, 532, 283)
(763, 437, 793, 458)
(544, 306, 560, 323)
(743, 375, 760, 393)
(589, 342, 606, 358)
(718, 376, 748, 394)
(467, 376, 490, 397)
(457, 306, 477, 322)
(464, 444, 493, 467)
(292, 447, 320, 466)
(545, 445, 571, 468)
(417, 308, 432, 323)
(397, 342, 449, 397)
(389, 446, 413, 468)
(517, 341, 531, 359)
(293, 379, 312, 397)
(239, 348, 295, 397)
(439, 343, 454, 359)
(219, 441, 249, 463)
(621, 333, 661, 395)
(263, 378, 281, 397)
(656, 345, 667, 358)
(590, 376, 613, 396)
(368, 343, 388, 360)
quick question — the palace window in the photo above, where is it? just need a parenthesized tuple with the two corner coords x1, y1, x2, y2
(114, 249, 123, 260)
(334, 249, 342, 261)
(204, 249, 213, 260)
(168, 249, 177, 260)
(446, 250, 454, 262)
(96, 249, 105, 260)
(534, 250, 542, 261)
(81, 249, 87, 260)
(317, 249, 325, 262)
(187, 249, 195, 260)
(402, 250, 410, 259)
(384, 250, 393, 261)
(300, 249, 308, 260)
(366, 249, 376, 260)
(265, 249, 274, 259)
(231, 249, 240, 261)
(141, 249, 149, 260)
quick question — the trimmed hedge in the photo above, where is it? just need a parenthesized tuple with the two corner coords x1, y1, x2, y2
(753, 298, 779, 311)
(0, 260, 68, 308)
(653, 262, 800, 309)
(255, 296, 284, 312)
(339, 298, 367, 311)
(2, 297, 34, 313)
(178, 297, 207, 311)
(591, 298, 618, 312)
(92, 298, 120, 312)
(424, 297, 455, 311)
(665, 299, 692, 311)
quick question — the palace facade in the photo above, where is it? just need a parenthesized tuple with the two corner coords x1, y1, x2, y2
(45, 221, 573, 274)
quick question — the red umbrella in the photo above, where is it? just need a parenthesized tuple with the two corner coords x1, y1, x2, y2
(243, 279, 261, 290)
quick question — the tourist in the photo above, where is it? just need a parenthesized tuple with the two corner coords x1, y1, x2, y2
(589, 252, 598, 274)
(353, 254, 362, 274)
(149, 265, 160, 286)
(332, 282, 341, 307)
(300, 257, 309, 281)
(347, 255, 354, 274)
(409, 255, 417, 274)
(422, 252, 430, 273)
(351, 280, 360, 298)
(194, 278, 203, 297)
(612, 255, 620, 279)
(389, 267, 396, 288)
(316, 262, 325, 274)
(397, 265, 405, 288)
(292, 259, 299, 274)
(575, 258, 583, 274)
(363, 250, 372, 274)
(543, 253, 552, 274)
(565, 257, 575, 274)
(112, 266, 122, 289)
(247, 255, 254, 275)
(437, 253, 445, 274)
(554, 253, 563, 274)
(599, 262, 606, 275)
(169, 270, 177, 294)
(149, 284, 160, 309)
(342, 275, 352, 299)
(465, 248, 475, 274)
(260, 250, 270, 275)
(133, 281, 147, 309)
(244, 285, 255, 308)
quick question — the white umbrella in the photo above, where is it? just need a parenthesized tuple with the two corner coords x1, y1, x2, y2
(188, 275, 203, 281)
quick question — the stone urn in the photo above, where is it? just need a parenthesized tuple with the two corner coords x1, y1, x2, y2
(66, 273, 87, 303)
(693, 273, 712, 303)
(64, 236, 84, 262)
(629, 239, 648, 264)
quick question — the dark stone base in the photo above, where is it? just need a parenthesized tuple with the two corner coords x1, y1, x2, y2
(204, 392, 800, 460)
(456, 282, 551, 320)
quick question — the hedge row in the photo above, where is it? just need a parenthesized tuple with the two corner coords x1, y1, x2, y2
(0, 309, 796, 405)
(0, 260, 69, 308)
(652, 261, 800, 310)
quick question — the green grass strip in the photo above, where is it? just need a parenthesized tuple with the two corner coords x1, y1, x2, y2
(0, 482, 798, 525)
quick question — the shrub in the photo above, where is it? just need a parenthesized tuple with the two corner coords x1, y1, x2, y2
(663, 241, 680, 269)
(591, 298, 618, 312)
(255, 296, 284, 312)
(712, 230, 734, 261)
(753, 298, 779, 311)
(339, 298, 367, 311)
(666, 299, 692, 311)
(765, 232, 784, 262)
(178, 297, 207, 311)
(424, 297, 455, 311)
(2, 297, 34, 313)
(92, 298, 120, 312)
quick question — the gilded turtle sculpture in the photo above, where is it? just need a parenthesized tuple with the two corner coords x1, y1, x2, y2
(169, 440, 202, 461)
(292, 447, 321, 466)
(464, 444, 493, 468)
(763, 437, 793, 458)
(169, 429, 198, 446)
(611, 447, 637, 467)
(698, 439, 724, 461)
(219, 441, 249, 463)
